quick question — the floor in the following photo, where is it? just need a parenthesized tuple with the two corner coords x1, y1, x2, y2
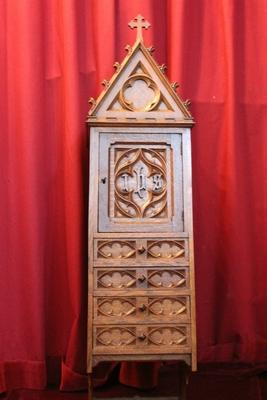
(3, 363, 267, 400)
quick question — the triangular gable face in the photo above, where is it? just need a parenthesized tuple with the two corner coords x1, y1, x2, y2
(88, 35, 193, 124)
(107, 60, 174, 113)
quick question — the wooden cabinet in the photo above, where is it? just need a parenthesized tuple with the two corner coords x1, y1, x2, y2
(87, 15, 196, 397)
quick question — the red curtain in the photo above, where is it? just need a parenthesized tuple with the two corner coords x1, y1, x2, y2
(1, 0, 267, 393)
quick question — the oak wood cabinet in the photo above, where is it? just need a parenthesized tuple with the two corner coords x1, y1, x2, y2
(87, 15, 196, 398)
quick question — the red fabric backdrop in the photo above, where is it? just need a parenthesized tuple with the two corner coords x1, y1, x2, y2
(1, 0, 267, 393)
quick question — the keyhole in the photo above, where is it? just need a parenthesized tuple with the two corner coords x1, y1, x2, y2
(101, 177, 107, 184)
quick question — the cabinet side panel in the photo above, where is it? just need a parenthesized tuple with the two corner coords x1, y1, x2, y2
(182, 129, 197, 371)
(87, 128, 99, 373)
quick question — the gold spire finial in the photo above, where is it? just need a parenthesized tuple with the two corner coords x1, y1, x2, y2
(128, 14, 151, 42)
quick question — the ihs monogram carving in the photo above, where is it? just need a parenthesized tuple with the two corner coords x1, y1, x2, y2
(115, 147, 167, 218)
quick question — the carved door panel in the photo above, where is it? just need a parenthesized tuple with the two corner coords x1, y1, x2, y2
(98, 131, 183, 233)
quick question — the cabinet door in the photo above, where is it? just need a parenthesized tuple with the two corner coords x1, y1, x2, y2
(98, 130, 184, 233)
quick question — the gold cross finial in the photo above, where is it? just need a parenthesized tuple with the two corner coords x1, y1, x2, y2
(128, 15, 151, 42)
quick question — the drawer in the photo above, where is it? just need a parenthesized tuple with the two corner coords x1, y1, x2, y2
(93, 295, 190, 323)
(94, 267, 189, 291)
(93, 324, 191, 355)
(94, 238, 188, 265)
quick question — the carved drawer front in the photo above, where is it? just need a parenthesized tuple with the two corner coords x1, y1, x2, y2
(93, 324, 191, 354)
(94, 238, 188, 264)
(95, 240, 137, 261)
(98, 132, 183, 233)
(94, 295, 190, 323)
(94, 268, 189, 291)
(146, 239, 188, 262)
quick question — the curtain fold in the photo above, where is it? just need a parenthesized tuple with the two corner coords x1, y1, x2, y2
(1, 0, 267, 393)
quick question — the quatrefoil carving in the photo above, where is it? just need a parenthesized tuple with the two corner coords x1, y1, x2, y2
(97, 241, 136, 259)
(96, 327, 136, 346)
(148, 327, 187, 346)
(97, 271, 136, 289)
(148, 270, 186, 288)
(147, 240, 185, 259)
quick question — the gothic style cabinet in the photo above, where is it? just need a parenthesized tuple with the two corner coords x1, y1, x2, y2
(87, 15, 196, 398)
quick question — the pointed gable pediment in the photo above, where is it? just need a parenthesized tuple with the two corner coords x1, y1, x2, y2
(87, 16, 194, 126)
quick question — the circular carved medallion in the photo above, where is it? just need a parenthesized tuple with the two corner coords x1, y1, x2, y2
(120, 74, 160, 112)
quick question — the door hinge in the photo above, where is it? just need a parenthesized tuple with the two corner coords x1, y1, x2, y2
(180, 142, 183, 156)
